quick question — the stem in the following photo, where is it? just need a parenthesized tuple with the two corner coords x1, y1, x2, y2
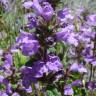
(89, 64, 93, 82)
(93, 67, 95, 81)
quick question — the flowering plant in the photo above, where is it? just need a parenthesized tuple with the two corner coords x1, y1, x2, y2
(0, 0, 96, 96)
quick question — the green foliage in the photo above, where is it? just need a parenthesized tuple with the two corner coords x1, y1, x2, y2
(46, 85, 61, 96)
(70, 72, 81, 80)
(0, 84, 5, 90)
(14, 51, 28, 68)
(72, 86, 87, 96)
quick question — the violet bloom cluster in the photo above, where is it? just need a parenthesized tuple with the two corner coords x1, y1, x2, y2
(56, 7, 96, 95)
(0, 0, 96, 96)
(23, 0, 54, 21)
(0, 52, 20, 95)
(15, 30, 40, 56)
(21, 54, 62, 88)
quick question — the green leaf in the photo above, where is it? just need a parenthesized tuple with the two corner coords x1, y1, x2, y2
(70, 72, 81, 80)
(81, 88, 87, 96)
(46, 85, 61, 96)
(0, 84, 5, 90)
(14, 51, 28, 68)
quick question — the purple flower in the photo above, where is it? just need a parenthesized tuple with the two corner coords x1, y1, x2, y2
(21, 66, 37, 88)
(21, 63, 47, 87)
(77, 33, 91, 44)
(57, 8, 74, 24)
(80, 26, 92, 34)
(10, 44, 20, 53)
(0, 77, 11, 93)
(58, 8, 69, 18)
(32, 61, 48, 78)
(64, 85, 74, 95)
(6, 83, 12, 94)
(86, 82, 96, 90)
(79, 25, 95, 43)
(56, 29, 69, 42)
(0, 75, 4, 83)
(21, 62, 46, 79)
(56, 29, 68, 40)
(4, 69, 12, 77)
(70, 63, 87, 73)
(22, 74, 36, 88)
(16, 30, 40, 56)
(67, 33, 79, 47)
(71, 80, 82, 87)
(70, 63, 78, 72)
(84, 56, 93, 63)
(3, 53, 13, 69)
(91, 60, 96, 67)
(3, 78, 9, 86)
(86, 82, 94, 90)
(25, 86, 32, 93)
(78, 64, 87, 73)
(0, 91, 8, 96)
(21, 55, 62, 88)
(0, 0, 11, 12)
(23, 0, 43, 15)
(56, 26, 79, 46)
(38, 0, 47, 2)
(42, 2, 54, 21)
(87, 14, 96, 26)
(46, 54, 63, 72)
(0, 0, 8, 4)
(77, 26, 93, 44)
(26, 16, 37, 29)
(32, 0, 43, 15)
(21, 54, 62, 88)
(16, 30, 36, 43)
(21, 42, 39, 56)
(23, 0, 54, 21)
(82, 43, 94, 58)
(23, 1, 33, 9)
(12, 92, 20, 96)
